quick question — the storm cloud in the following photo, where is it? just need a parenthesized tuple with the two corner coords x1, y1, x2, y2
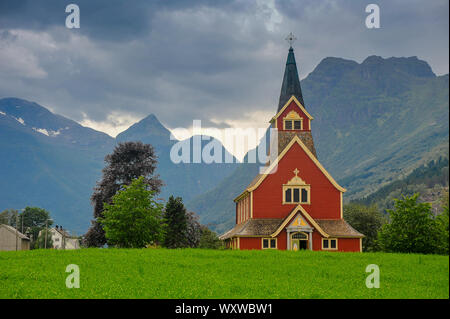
(0, 0, 448, 138)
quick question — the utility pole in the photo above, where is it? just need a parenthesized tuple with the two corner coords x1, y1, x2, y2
(44, 219, 48, 249)
(62, 226, 65, 250)
(15, 212, 19, 251)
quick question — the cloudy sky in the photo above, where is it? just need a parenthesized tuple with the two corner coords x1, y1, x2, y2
(0, 0, 448, 158)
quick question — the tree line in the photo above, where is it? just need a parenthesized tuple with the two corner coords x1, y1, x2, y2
(82, 141, 222, 249)
(0, 207, 55, 249)
(345, 191, 449, 254)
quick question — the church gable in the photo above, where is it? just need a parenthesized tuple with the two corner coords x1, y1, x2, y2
(271, 204, 329, 238)
(288, 214, 310, 228)
(250, 136, 345, 193)
(250, 136, 344, 220)
(272, 96, 313, 131)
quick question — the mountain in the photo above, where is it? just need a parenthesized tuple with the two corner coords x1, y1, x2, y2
(116, 114, 237, 202)
(0, 98, 237, 233)
(188, 56, 449, 234)
(1, 56, 448, 235)
(0, 98, 115, 233)
(0, 98, 114, 152)
(304, 56, 449, 198)
(354, 157, 449, 215)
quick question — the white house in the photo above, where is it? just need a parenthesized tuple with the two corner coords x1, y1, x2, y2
(41, 226, 80, 249)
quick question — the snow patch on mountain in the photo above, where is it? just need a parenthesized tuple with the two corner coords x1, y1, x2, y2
(14, 117, 25, 125)
(32, 127, 63, 137)
(33, 128, 49, 136)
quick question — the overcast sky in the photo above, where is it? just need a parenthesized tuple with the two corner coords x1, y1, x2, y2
(0, 0, 448, 158)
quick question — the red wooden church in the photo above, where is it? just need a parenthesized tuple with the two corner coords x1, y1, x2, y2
(220, 44, 364, 252)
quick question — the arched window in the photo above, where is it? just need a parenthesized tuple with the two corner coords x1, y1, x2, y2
(292, 232, 308, 240)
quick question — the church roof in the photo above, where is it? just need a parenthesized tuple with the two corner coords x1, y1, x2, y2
(315, 219, 364, 238)
(220, 204, 364, 240)
(278, 46, 305, 112)
(219, 219, 283, 240)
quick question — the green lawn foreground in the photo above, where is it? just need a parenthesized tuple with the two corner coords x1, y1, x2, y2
(0, 248, 448, 299)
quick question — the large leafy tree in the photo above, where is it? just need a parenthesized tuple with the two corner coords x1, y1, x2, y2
(344, 203, 386, 252)
(378, 194, 441, 254)
(198, 226, 223, 249)
(84, 142, 163, 247)
(19, 207, 53, 245)
(99, 177, 164, 248)
(436, 192, 449, 254)
(163, 196, 189, 248)
(0, 209, 18, 227)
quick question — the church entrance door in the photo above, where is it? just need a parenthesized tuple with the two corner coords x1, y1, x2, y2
(291, 232, 309, 251)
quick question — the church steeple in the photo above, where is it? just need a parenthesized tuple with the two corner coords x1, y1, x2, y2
(278, 46, 305, 112)
(271, 34, 316, 158)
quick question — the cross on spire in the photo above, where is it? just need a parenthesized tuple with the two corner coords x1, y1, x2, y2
(285, 32, 297, 47)
(293, 168, 299, 176)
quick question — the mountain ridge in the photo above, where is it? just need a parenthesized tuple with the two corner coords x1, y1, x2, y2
(187, 55, 449, 234)
(0, 55, 448, 235)
(0, 98, 237, 233)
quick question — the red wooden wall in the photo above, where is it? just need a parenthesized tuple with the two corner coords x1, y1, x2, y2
(238, 231, 360, 252)
(252, 142, 341, 220)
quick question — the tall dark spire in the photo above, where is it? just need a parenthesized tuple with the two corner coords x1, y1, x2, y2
(278, 46, 305, 112)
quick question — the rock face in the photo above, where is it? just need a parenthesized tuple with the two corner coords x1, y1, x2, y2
(277, 131, 317, 158)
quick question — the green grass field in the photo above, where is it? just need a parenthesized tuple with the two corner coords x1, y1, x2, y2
(0, 248, 448, 299)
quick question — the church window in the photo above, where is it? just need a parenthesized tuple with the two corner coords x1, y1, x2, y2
(283, 111, 303, 131)
(283, 186, 310, 204)
(285, 189, 292, 202)
(270, 238, 276, 248)
(293, 188, 300, 202)
(292, 232, 308, 240)
(322, 238, 338, 250)
(301, 188, 308, 203)
(284, 120, 293, 130)
(262, 238, 277, 249)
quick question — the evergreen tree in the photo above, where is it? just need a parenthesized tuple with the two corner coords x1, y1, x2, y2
(186, 212, 202, 248)
(163, 196, 188, 248)
(84, 142, 162, 247)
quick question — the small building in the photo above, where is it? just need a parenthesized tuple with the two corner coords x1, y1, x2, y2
(0, 224, 31, 251)
(49, 226, 80, 250)
(220, 43, 364, 252)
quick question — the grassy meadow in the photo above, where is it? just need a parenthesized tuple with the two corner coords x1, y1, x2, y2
(0, 248, 448, 299)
